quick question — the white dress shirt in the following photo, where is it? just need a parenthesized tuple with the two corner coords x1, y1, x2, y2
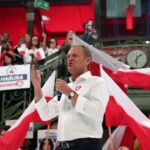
(47, 48, 59, 56)
(35, 71, 109, 141)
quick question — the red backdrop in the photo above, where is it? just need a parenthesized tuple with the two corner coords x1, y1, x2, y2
(0, 7, 27, 45)
(0, 0, 94, 45)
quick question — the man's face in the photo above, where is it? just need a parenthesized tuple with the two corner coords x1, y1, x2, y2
(67, 46, 91, 76)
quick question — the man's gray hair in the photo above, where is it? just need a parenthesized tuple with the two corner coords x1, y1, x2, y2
(81, 45, 92, 58)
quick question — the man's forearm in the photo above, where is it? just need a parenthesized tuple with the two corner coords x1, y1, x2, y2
(71, 94, 79, 106)
(34, 86, 43, 103)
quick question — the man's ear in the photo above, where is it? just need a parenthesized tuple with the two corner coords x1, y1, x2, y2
(86, 57, 92, 66)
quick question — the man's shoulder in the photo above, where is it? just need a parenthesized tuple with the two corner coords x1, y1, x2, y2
(89, 75, 105, 83)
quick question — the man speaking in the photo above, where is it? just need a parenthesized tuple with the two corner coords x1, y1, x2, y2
(31, 45, 109, 150)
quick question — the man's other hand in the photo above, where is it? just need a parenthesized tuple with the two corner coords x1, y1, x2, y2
(56, 79, 71, 96)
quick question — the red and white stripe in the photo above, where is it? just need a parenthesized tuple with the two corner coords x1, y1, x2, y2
(111, 68, 150, 90)
(101, 67, 150, 150)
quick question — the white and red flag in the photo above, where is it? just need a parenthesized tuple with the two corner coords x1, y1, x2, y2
(101, 67, 150, 150)
(35, 48, 46, 61)
(0, 71, 56, 150)
(111, 68, 150, 90)
(17, 44, 27, 56)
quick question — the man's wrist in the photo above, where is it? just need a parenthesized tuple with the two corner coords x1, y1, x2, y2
(34, 85, 41, 90)
(64, 88, 72, 97)
(68, 90, 77, 99)
(34, 86, 43, 103)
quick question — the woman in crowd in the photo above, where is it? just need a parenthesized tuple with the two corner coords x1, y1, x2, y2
(0, 40, 14, 66)
(40, 138, 54, 150)
(3, 53, 14, 66)
(23, 35, 41, 64)
(46, 38, 59, 56)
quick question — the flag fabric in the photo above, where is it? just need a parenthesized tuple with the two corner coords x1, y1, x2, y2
(73, 35, 129, 72)
(102, 126, 135, 150)
(35, 48, 46, 61)
(0, 71, 56, 150)
(17, 44, 26, 56)
(89, 62, 128, 93)
(119, 127, 135, 149)
(102, 126, 127, 150)
(101, 67, 150, 150)
(41, 15, 50, 35)
(41, 15, 50, 21)
(111, 68, 150, 90)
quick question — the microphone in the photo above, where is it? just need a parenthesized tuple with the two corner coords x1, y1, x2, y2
(57, 64, 70, 101)
(56, 64, 64, 101)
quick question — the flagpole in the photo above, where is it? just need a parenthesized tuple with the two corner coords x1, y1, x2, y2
(108, 126, 114, 150)
(45, 124, 50, 150)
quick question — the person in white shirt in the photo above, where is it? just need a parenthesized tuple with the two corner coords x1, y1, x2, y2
(31, 45, 109, 150)
(46, 38, 59, 56)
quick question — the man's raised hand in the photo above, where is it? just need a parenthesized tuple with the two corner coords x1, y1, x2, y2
(31, 65, 43, 102)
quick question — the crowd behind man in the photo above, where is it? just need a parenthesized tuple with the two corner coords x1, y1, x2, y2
(0, 23, 97, 67)
(0, 32, 63, 66)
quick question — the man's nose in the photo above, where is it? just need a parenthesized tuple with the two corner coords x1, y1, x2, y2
(68, 56, 74, 62)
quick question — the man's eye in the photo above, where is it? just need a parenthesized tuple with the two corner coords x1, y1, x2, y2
(73, 54, 77, 57)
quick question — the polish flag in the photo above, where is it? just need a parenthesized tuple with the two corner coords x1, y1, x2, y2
(35, 48, 46, 61)
(0, 71, 56, 150)
(111, 68, 150, 90)
(101, 67, 150, 150)
(17, 44, 26, 56)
